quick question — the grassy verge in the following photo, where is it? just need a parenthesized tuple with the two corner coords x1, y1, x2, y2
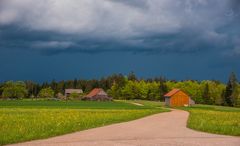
(0, 100, 167, 145)
(181, 104, 240, 136)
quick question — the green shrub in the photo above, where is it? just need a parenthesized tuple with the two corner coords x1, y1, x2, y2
(38, 87, 54, 98)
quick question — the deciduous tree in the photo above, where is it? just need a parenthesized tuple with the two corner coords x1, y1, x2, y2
(2, 81, 27, 99)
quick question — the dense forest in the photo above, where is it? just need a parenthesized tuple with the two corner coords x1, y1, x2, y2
(0, 72, 240, 107)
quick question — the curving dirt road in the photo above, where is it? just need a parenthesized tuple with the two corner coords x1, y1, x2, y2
(9, 110, 240, 146)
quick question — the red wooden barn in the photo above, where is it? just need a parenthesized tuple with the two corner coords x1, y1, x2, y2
(84, 88, 112, 101)
(164, 89, 191, 107)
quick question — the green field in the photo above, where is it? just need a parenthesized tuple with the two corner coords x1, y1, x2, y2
(0, 100, 150, 109)
(0, 100, 167, 145)
(182, 105, 240, 136)
(1, 100, 239, 145)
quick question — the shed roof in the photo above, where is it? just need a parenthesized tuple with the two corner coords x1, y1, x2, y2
(86, 88, 106, 97)
(65, 89, 83, 94)
(164, 89, 180, 97)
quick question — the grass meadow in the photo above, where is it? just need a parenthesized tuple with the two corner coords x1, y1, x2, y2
(182, 105, 240, 136)
(0, 100, 150, 109)
(1, 100, 239, 145)
(0, 100, 168, 145)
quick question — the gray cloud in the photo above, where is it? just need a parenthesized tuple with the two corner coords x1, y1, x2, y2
(109, 0, 149, 9)
(229, 0, 240, 11)
(0, 0, 239, 56)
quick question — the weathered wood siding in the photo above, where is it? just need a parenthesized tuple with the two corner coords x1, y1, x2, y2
(165, 97, 170, 106)
(170, 91, 189, 107)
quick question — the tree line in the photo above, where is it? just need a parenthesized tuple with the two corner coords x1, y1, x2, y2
(0, 74, 126, 99)
(109, 72, 240, 107)
(0, 72, 239, 107)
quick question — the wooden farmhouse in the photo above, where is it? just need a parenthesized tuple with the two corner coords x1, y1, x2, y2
(164, 89, 192, 107)
(84, 88, 112, 101)
(65, 89, 83, 97)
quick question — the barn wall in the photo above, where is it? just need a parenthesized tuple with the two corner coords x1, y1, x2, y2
(98, 90, 107, 96)
(170, 91, 189, 107)
(165, 97, 170, 106)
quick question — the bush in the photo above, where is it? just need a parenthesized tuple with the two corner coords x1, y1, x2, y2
(69, 92, 84, 100)
(56, 93, 66, 100)
(38, 88, 54, 98)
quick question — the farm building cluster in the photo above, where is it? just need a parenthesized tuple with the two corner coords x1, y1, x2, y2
(64, 87, 193, 106)
(64, 88, 112, 101)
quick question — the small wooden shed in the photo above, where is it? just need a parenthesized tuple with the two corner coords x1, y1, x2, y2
(164, 89, 190, 107)
(84, 88, 112, 101)
(65, 89, 83, 97)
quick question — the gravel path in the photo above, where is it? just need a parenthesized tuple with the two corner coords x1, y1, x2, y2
(9, 110, 240, 146)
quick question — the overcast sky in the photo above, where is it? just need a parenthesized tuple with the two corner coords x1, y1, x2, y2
(0, 0, 239, 82)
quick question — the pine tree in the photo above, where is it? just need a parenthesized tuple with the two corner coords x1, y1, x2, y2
(203, 83, 210, 104)
(159, 80, 168, 101)
(73, 79, 77, 89)
(224, 72, 238, 106)
(128, 71, 137, 81)
(50, 80, 57, 94)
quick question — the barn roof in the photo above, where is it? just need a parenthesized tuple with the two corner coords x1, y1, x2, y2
(86, 88, 105, 97)
(164, 89, 180, 97)
(65, 89, 83, 94)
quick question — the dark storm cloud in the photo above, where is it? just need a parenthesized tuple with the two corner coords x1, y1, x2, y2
(0, 24, 154, 55)
(229, 0, 240, 11)
(0, 0, 240, 82)
(0, 0, 239, 56)
(0, 24, 220, 56)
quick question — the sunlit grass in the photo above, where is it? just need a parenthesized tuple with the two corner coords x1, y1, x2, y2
(0, 100, 168, 145)
(0, 100, 148, 109)
(182, 105, 240, 136)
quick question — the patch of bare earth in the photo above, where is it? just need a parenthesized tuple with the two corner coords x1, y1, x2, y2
(8, 110, 240, 146)
(131, 102, 144, 106)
